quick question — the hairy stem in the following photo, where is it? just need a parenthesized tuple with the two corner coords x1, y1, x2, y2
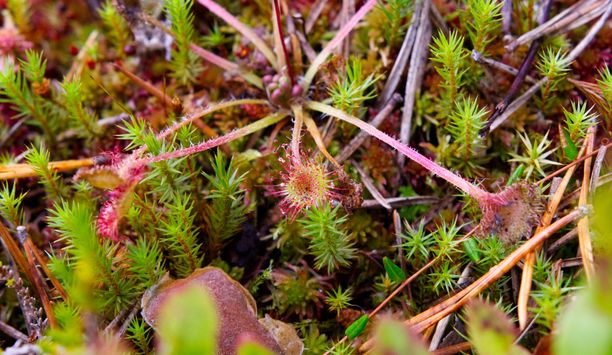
(305, 101, 494, 202)
(137, 113, 286, 166)
(290, 104, 303, 163)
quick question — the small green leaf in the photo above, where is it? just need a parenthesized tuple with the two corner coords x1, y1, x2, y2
(463, 238, 481, 262)
(383, 257, 406, 283)
(562, 128, 578, 160)
(345, 314, 369, 340)
(506, 165, 524, 186)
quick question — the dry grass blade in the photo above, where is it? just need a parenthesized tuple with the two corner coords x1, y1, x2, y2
(505, 0, 601, 51)
(351, 160, 391, 209)
(489, 1, 612, 132)
(113, 62, 181, 112)
(0, 158, 95, 180)
(577, 127, 597, 281)
(0, 221, 32, 285)
(399, 0, 431, 166)
(23, 234, 57, 328)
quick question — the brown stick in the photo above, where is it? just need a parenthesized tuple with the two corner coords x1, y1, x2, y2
(22, 234, 57, 328)
(480, 0, 554, 136)
(113, 62, 181, 112)
(577, 127, 596, 281)
(0, 221, 33, 285)
(0, 158, 95, 180)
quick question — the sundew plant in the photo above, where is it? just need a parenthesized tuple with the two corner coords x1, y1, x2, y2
(0, 0, 610, 354)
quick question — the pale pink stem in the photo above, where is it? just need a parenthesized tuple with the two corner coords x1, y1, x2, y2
(190, 44, 263, 88)
(290, 104, 304, 164)
(305, 101, 495, 203)
(136, 113, 286, 166)
(197, 0, 277, 66)
(134, 99, 269, 156)
(302, 0, 378, 90)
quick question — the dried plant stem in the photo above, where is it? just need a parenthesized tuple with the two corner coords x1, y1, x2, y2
(577, 127, 596, 281)
(66, 30, 98, 81)
(489, 2, 612, 132)
(351, 160, 391, 209)
(272, 0, 293, 79)
(0, 158, 95, 180)
(506, 0, 604, 51)
(21, 231, 57, 328)
(0, 222, 32, 285)
(481, 0, 553, 136)
(471, 50, 537, 84)
(376, 0, 423, 107)
(25, 238, 67, 300)
(113, 62, 180, 112)
(589, 144, 607, 197)
(360, 196, 440, 208)
(303, 114, 340, 167)
(433, 342, 472, 355)
(302, 0, 377, 90)
(0, 319, 28, 342)
(408, 209, 586, 334)
(399, 0, 431, 166)
(335, 94, 402, 163)
(305, 0, 327, 34)
(306, 101, 499, 203)
(197, 0, 277, 66)
(537, 140, 612, 185)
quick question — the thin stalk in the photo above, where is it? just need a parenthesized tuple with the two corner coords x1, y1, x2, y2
(290, 104, 304, 162)
(301, 0, 378, 91)
(136, 99, 269, 156)
(196, 0, 277, 66)
(0, 158, 95, 180)
(305, 101, 496, 203)
(137, 113, 286, 165)
(272, 0, 294, 82)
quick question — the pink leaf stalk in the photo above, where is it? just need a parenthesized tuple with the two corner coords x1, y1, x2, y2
(305, 101, 496, 203)
(135, 99, 269, 156)
(305, 101, 544, 242)
(91, 112, 284, 241)
(302, 0, 378, 90)
(134, 112, 286, 166)
(197, 0, 277, 66)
